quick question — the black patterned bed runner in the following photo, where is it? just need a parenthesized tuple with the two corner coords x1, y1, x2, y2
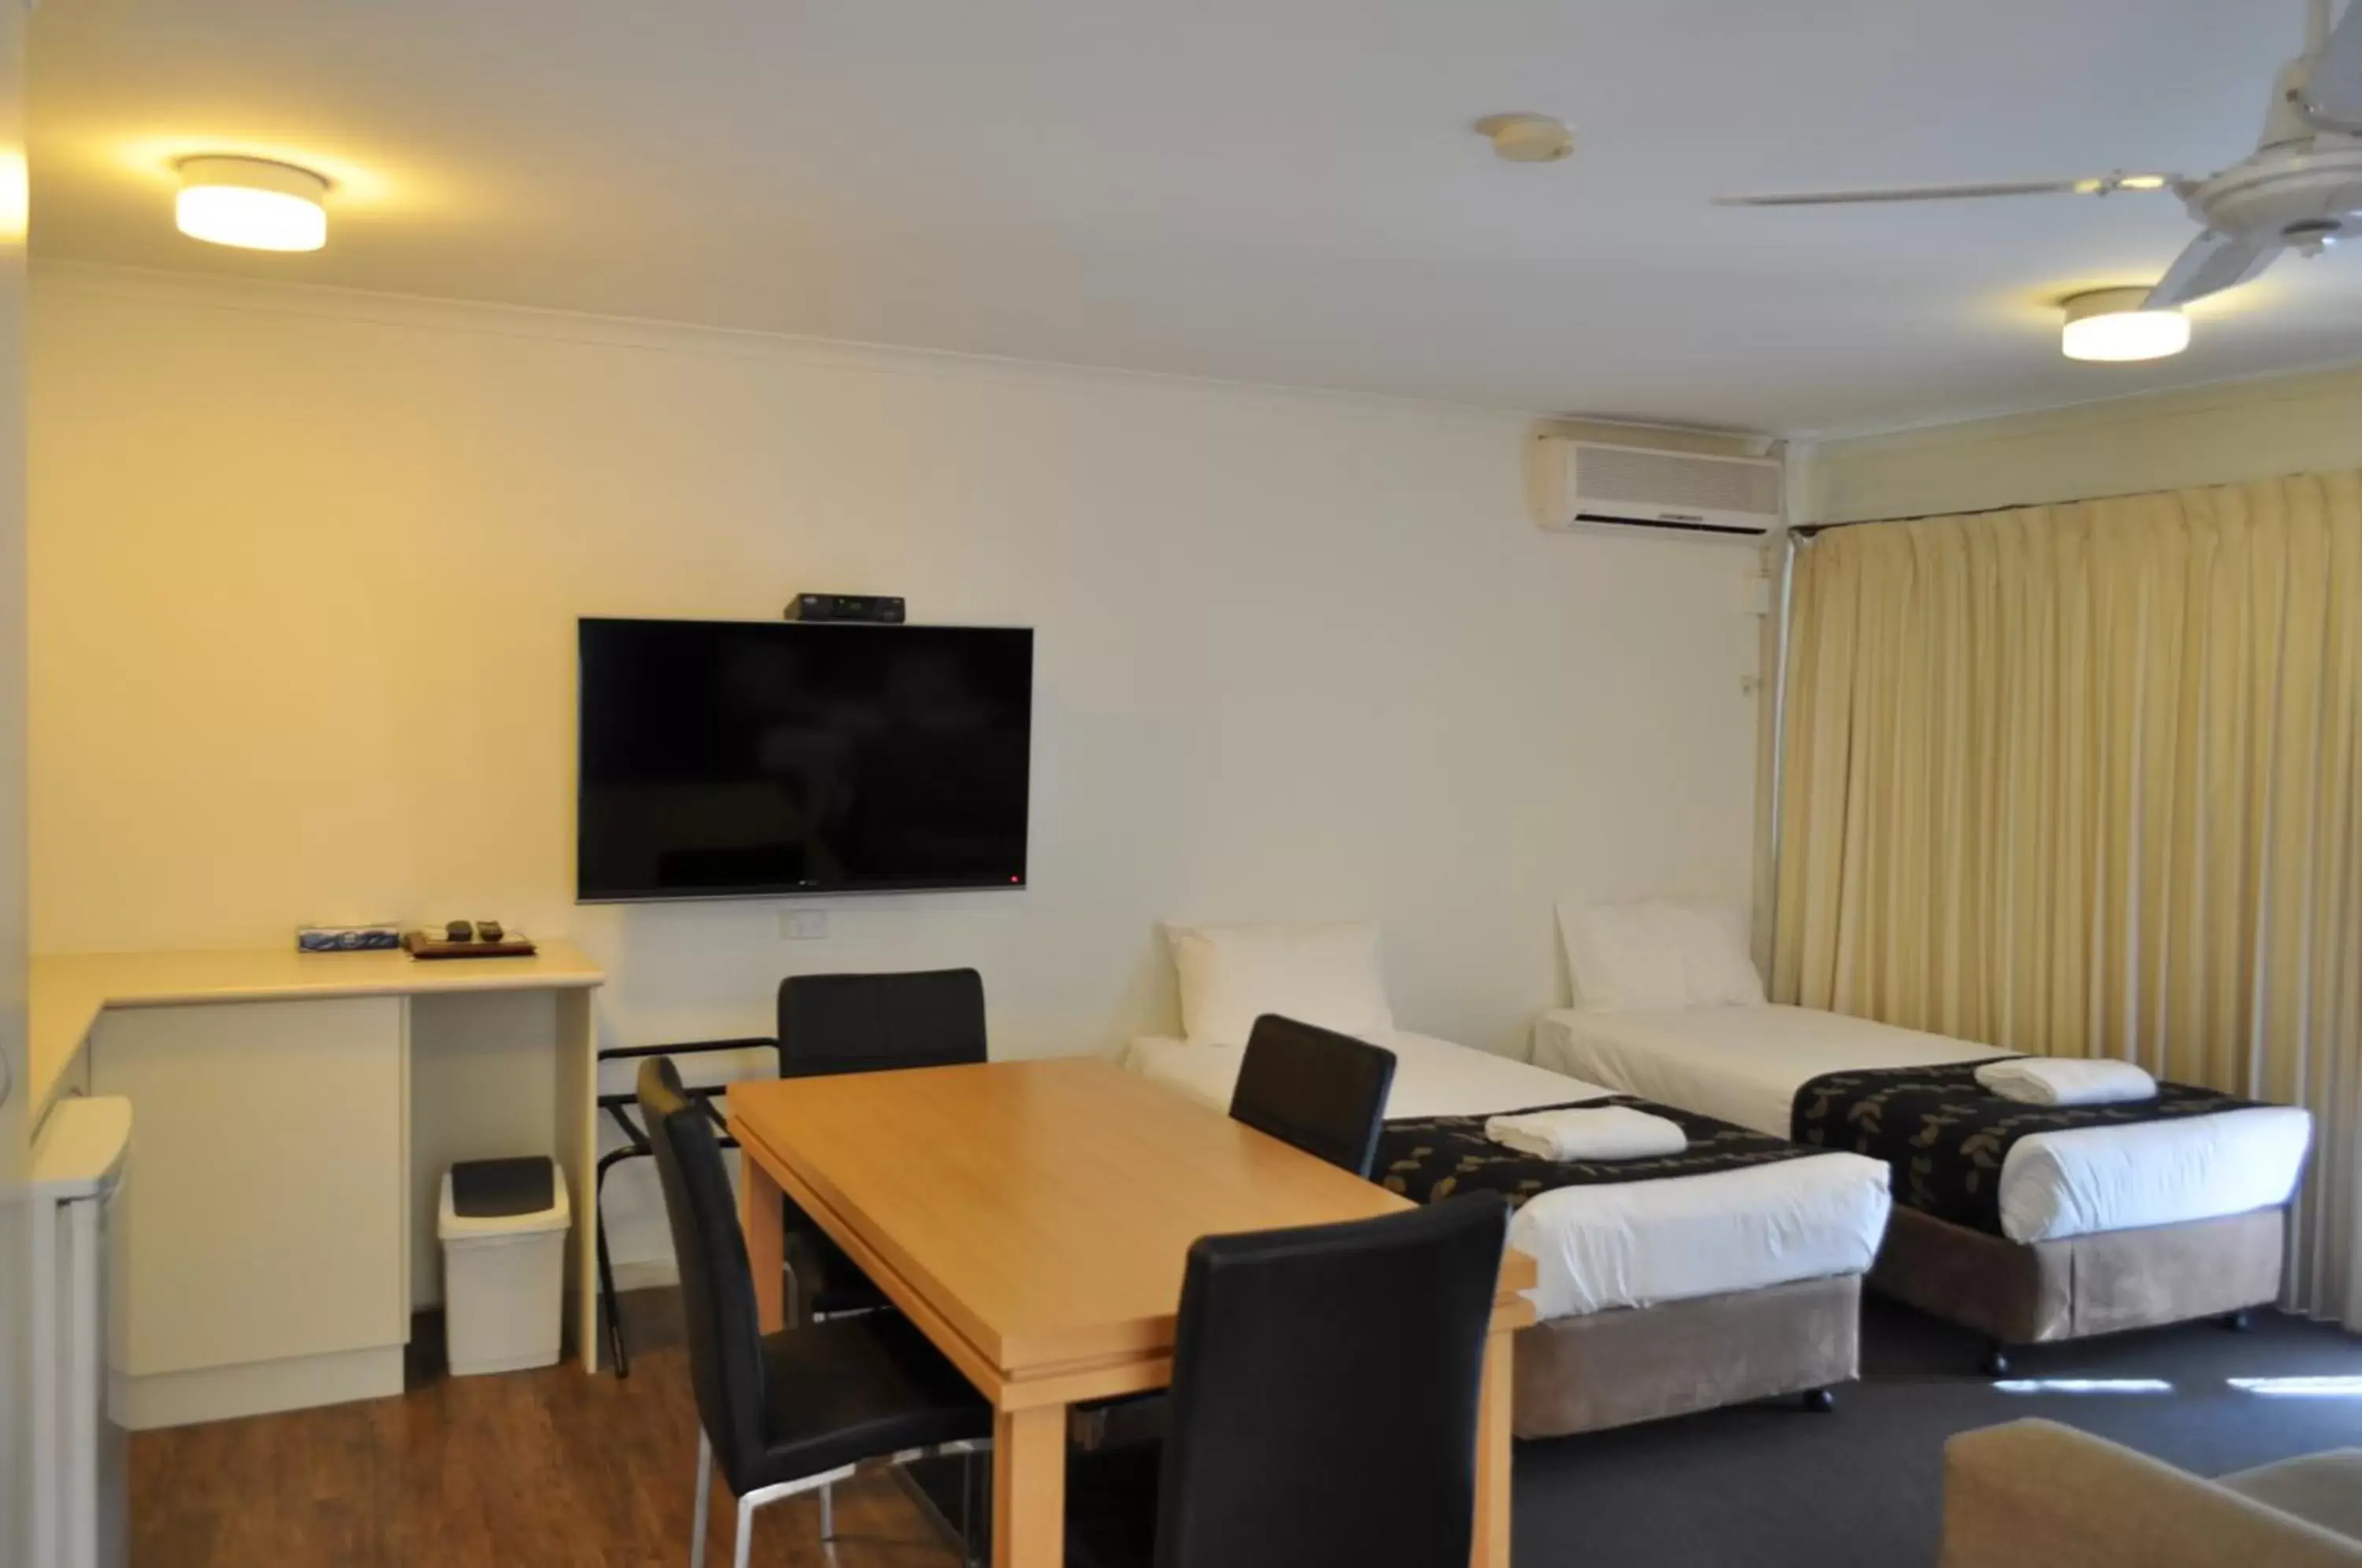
(1375, 1097, 1827, 1211)
(1790, 1060, 2264, 1235)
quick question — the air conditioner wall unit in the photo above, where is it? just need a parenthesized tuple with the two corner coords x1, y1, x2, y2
(1531, 435, 1783, 538)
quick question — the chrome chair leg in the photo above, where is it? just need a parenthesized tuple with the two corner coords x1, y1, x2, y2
(728, 1465, 855, 1566)
(733, 1490, 757, 1568)
(691, 1432, 713, 1568)
(714, 1448, 974, 1566)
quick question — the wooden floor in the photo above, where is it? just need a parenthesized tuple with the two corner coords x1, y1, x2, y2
(128, 1291, 968, 1568)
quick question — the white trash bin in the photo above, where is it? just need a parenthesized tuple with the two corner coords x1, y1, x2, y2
(438, 1156, 570, 1377)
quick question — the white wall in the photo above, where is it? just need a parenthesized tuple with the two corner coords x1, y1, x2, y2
(1805, 364, 2362, 524)
(30, 264, 1764, 1274)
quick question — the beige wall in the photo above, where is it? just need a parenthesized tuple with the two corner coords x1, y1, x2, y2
(31, 264, 1768, 1045)
(1805, 364, 2362, 524)
(31, 264, 1767, 1269)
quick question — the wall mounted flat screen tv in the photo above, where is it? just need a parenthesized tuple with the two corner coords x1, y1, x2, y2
(577, 617, 1033, 900)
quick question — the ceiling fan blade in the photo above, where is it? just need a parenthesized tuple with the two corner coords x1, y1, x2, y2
(2306, 0, 2362, 124)
(2144, 229, 2281, 309)
(1713, 173, 2178, 208)
(1714, 179, 2088, 207)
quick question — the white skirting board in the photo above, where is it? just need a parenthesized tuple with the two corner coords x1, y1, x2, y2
(110, 1347, 405, 1432)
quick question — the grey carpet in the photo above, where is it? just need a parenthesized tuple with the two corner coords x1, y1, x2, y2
(1512, 1296, 2362, 1567)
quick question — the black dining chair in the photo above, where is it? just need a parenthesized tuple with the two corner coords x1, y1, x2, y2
(772, 968, 988, 1322)
(1227, 1013, 1399, 1178)
(639, 1056, 991, 1568)
(1064, 1191, 1512, 1568)
(777, 967, 989, 1079)
(1078, 1008, 1397, 1449)
(592, 966, 990, 1375)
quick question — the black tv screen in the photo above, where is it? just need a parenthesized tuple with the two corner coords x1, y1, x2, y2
(576, 617, 1034, 900)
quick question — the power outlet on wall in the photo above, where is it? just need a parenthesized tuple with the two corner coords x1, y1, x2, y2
(778, 909, 830, 941)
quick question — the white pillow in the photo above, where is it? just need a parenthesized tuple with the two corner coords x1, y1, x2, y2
(1557, 901, 1690, 1012)
(1557, 899, 1764, 1011)
(1166, 922, 1395, 1046)
(1653, 900, 1768, 1007)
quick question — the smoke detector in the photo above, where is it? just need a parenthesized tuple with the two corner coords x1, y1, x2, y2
(1476, 113, 1575, 163)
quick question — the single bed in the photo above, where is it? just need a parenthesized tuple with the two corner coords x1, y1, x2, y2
(1532, 1001, 2312, 1365)
(1124, 1021, 1894, 1437)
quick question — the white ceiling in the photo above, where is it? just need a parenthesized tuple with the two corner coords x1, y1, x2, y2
(29, 0, 2362, 435)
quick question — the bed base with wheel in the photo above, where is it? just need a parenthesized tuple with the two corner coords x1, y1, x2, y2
(1867, 1203, 2286, 1374)
(1512, 1272, 1859, 1437)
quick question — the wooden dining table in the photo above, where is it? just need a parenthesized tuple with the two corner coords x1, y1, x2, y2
(727, 1056, 1536, 1568)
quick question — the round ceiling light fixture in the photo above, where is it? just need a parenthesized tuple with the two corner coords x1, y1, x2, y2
(175, 156, 329, 252)
(2060, 287, 2190, 362)
(1475, 113, 1575, 164)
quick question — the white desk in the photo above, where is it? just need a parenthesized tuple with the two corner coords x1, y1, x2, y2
(29, 943, 605, 1428)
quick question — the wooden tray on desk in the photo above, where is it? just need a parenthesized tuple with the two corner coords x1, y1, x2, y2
(402, 930, 539, 960)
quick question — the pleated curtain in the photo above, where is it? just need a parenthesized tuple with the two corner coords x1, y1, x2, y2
(1773, 472, 2362, 1329)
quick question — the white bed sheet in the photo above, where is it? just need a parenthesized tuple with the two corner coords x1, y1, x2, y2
(1531, 1005, 2312, 1245)
(1123, 1030, 1891, 1323)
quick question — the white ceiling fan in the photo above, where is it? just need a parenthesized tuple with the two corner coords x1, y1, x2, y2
(1716, 0, 2362, 310)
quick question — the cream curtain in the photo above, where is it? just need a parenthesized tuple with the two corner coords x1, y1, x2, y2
(1773, 472, 2362, 1329)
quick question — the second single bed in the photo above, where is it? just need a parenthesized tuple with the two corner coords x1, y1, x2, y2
(1531, 904, 2312, 1371)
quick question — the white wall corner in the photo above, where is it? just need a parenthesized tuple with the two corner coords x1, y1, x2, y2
(1779, 438, 1820, 531)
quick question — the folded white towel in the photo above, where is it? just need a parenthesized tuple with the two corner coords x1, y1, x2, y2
(1484, 1105, 1688, 1162)
(1974, 1057, 2158, 1108)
